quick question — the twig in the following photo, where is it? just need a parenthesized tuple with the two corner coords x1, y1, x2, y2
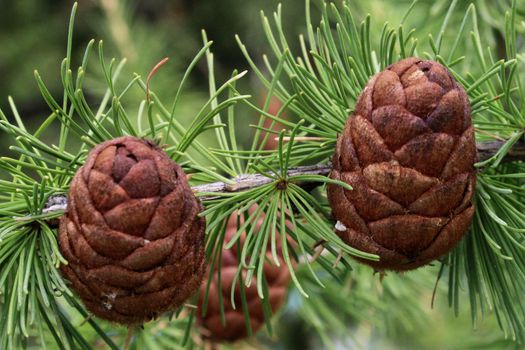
(79, 313, 93, 326)
(40, 140, 525, 217)
(191, 163, 332, 195)
(477, 139, 525, 162)
(123, 326, 136, 350)
(276, 136, 327, 142)
(40, 164, 331, 215)
(332, 251, 344, 268)
(311, 245, 326, 263)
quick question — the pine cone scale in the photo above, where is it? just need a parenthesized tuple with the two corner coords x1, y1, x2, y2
(350, 115, 394, 166)
(371, 105, 431, 150)
(394, 132, 456, 177)
(427, 90, 466, 133)
(389, 57, 420, 76)
(81, 223, 146, 258)
(408, 173, 470, 216)
(341, 171, 405, 221)
(400, 65, 427, 87)
(441, 128, 476, 179)
(329, 58, 476, 270)
(118, 159, 161, 198)
(103, 197, 160, 235)
(337, 131, 361, 171)
(372, 70, 406, 107)
(87, 170, 129, 211)
(118, 236, 174, 270)
(418, 206, 475, 262)
(369, 215, 449, 257)
(92, 144, 116, 173)
(327, 178, 369, 233)
(70, 174, 106, 226)
(144, 187, 185, 239)
(362, 162, 438, 206)
(405, 82, 445, 117)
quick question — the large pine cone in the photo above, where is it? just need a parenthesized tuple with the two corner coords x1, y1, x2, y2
(59, 136, 206, 324)
(328, 58, 476, 271)
(198, 208, 290, 341)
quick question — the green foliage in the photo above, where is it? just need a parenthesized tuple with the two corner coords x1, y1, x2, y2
(291, 265, 434, 349)
(0, 3, 247, 348)
(239, 0, 525, 344)
(0, 0, 524, 349)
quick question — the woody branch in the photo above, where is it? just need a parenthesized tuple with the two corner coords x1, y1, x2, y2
(40, 139, 525, 215)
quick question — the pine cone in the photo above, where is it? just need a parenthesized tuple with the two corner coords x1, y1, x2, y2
(328, 58, 476, 271)
(198, 208, 290, 341)
(58, 136, 206, 324)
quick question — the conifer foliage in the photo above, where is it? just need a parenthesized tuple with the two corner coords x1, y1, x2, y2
(0, 0, 524, 348)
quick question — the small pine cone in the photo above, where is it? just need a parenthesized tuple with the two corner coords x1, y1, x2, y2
(328, 58, 476, 271)
(59, 136, 206, 324)
(198, 208, 291, 341)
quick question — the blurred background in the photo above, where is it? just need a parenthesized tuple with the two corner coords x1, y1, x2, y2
(0, 0, 517, 155)
(0, 0, 522, 349)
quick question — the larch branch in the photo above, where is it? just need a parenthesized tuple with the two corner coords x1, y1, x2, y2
(41, 139, 525, 216)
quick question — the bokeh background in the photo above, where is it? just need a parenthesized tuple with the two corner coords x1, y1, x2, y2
(0, 0, 522, 349)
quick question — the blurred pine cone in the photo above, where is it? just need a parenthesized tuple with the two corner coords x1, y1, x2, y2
(198, 208, 291, 341)
(328, 58, 476, 271)
(260, 96, 285, 150)
(59, 136, 205, 324)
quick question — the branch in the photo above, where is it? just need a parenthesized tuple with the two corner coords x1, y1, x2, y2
(476, 139, 525, 162)
(39, 140, 525, 216)
(191, 163, 331, 194)
(41, 164, 331, 215)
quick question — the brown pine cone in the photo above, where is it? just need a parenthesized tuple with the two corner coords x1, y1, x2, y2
(198, 208, 290, 341)
(58, 136, 206, 324)
(328, 58, 476, 271)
